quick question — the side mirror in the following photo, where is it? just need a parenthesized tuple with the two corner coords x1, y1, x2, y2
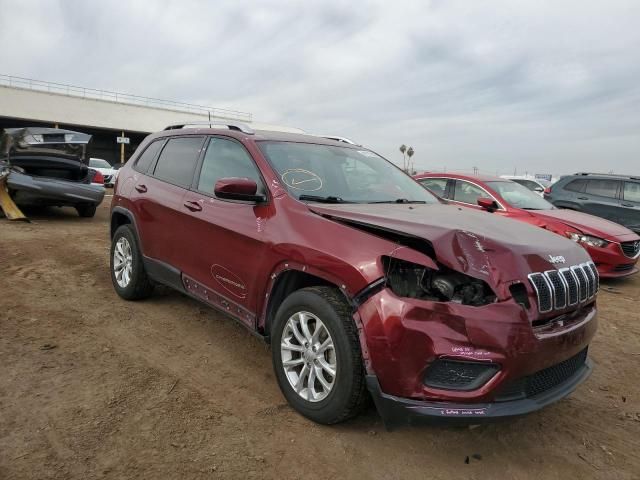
(214, 177, 265, 202)
(477, 197, 498, 212)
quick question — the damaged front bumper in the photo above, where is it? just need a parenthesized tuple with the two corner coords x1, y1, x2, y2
(367, 354, 592, 428)
(357, 287, 597, 429)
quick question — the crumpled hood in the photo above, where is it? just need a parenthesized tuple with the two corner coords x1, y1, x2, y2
(310, 203, 591, 288)
(531, 209, 640, 242)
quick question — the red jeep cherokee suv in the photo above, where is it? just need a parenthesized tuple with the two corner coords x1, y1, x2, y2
(110, 122, 598, 428)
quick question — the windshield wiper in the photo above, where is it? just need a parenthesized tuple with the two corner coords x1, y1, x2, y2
(369, 198, 427, 204)
(298, 194, 348, 203)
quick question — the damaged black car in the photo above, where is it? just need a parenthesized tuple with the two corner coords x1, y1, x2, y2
(0, 127, 105, 218)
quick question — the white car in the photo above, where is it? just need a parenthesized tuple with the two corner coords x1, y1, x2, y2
(89, 158, 119, 187)
(500, 175, 550, 196)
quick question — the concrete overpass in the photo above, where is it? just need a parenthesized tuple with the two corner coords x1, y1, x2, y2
(0, 74, 287, 165)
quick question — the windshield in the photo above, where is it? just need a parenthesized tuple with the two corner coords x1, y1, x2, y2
(486, 181, 554, 210)
(89, 158, 111, 168)
(257, 141, 438, 204)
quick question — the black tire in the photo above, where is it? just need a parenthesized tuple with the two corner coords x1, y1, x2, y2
(76, 204, 97, 218)
(110, 224, 154, 300)
(271, 286, 367, 424)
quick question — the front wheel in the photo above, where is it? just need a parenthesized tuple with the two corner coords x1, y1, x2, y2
(271, 286, 367, 424)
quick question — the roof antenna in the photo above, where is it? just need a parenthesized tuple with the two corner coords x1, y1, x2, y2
(208, 111, 212, 128)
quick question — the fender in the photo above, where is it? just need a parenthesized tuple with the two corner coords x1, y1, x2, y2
(259, 260, 377, 371)
(259, 260, 356, 328)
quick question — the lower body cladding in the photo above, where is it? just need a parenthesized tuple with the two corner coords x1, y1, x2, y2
(357, 288, 597, 428)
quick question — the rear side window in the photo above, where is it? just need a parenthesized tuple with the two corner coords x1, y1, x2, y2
(453, 180, 486, 204)
(419, 178, 448, 198)
(197, 137, 264, 194)
(565, 179, 587, 192)
(153, 137, 204, 187)
(134, 140, 164, 174)
(623, 182, 640, 203)
(585, 179, 619, 198)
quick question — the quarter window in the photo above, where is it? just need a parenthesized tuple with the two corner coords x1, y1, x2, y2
(419, 178, 448, 198)
(152, 137, 203, 187)
(453, 180, 487, 205)
(623, 182, 640, 203)
(134, 139, 164, 174)
(197, 137, 264, 194)
(585, 179, 619, 199)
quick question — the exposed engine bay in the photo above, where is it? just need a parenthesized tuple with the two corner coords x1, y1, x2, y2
(383, 256, 496, 306)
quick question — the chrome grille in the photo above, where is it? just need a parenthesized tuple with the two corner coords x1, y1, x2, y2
(621, 241, 640, 258)
(560, 268, 579, 305)
(545, 270, 566, 309)
(528, 273, 552, 313)
(528, 262, 597, 314)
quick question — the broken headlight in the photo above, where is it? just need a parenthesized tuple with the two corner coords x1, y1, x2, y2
(382, 256, 496, 306)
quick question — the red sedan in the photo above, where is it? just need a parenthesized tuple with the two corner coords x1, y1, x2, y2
(414, 173, 640, 278)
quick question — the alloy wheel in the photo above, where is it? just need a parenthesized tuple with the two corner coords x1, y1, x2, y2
(113, 236, 133, 288)
(280, 311, 337, 402)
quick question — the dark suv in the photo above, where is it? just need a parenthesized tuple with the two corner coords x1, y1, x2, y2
(110, 122, 598, 427)
(545, 173, 640, 235)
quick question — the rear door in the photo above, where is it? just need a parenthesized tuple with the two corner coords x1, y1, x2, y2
(177, 136, 271, 328)
(580, 179, 623, 224)
(621, 181, 640, 233)
(138, 136, 205, 265)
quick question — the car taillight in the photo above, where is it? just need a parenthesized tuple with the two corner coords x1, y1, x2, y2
(544, 186, 552, 194)
(92, 170, 105, 184)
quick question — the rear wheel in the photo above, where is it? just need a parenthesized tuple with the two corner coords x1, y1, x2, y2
(271, 286, 367, 424)
(76, 204, 97, 218)
(110, 224, 154, 300)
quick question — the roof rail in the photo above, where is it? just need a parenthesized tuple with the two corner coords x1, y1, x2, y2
(316, 135, 359, 145)
(164, 121, 254, 134)
(575, 172, 639, 180)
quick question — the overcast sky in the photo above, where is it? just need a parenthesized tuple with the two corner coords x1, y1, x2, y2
(1, 0, 639, 175)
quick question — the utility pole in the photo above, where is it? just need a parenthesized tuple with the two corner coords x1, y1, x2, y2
(120, 130, 125, 164)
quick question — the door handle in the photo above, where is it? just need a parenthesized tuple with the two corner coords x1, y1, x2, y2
(135, 184, 147, 193)
(577, 196, 588, 200)
(621, 203, 635, 207)
(184, 200, 203, 212)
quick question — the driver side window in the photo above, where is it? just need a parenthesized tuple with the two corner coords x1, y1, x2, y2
(453, 180, 486, 205)
(197, 137, 264, 195)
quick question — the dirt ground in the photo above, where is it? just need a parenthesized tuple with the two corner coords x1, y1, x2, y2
(1, 198, 639, 480)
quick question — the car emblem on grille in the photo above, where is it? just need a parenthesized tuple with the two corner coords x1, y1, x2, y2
(548, 255, 566, 264)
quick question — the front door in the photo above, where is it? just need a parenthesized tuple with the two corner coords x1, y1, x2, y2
(176, 136, 272, 327)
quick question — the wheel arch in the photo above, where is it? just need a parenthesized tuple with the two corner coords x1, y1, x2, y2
(260, 263, 356, 342)
(111, 206, 138, 240)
